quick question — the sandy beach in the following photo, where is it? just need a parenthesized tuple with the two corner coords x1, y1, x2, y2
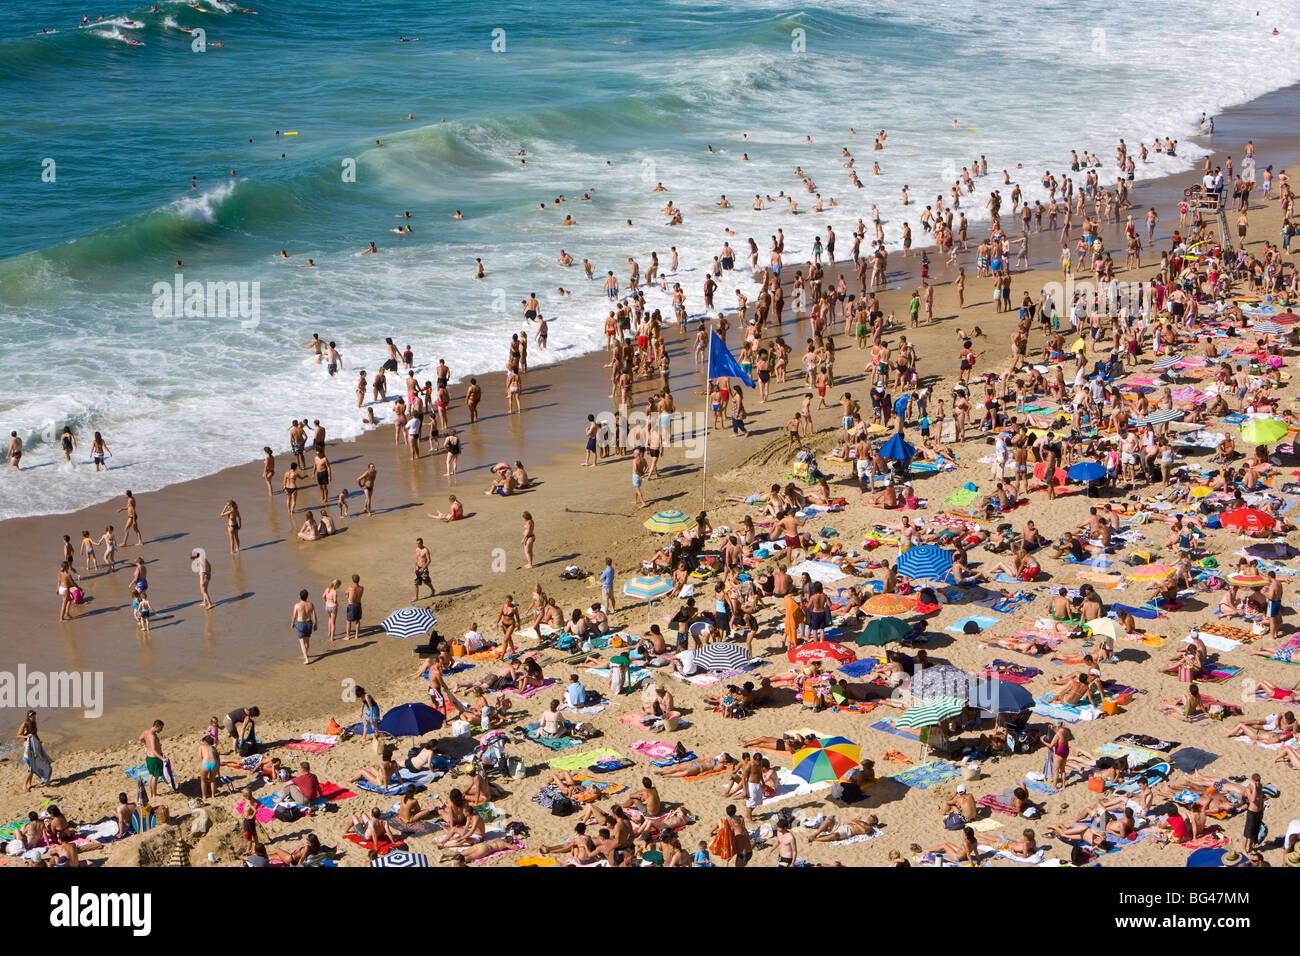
(6, 72, 1300, 874)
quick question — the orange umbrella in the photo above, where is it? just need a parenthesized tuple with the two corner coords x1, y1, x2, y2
(861, 593, 919, 616)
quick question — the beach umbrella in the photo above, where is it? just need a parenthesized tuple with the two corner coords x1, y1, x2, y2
(643, 509, 696, 535)
(1086, 618, 1126, 642)
(381, 606, 437, 639)
(1274, 311, 1300, 325)
(857, 616, 909, 646)
(896, 696, 966, 729)
(1220, 508, 1276, 534)
(879, 433, 915, 462)
(1239, 418, 1288, 445)
(910, 664, 974, 700)
(623, 575, 673, 602)
(1067, 461, 1107, 482)
(1225, 571, 1269, 588)
(1251, 320, 1285, 336)
(1135, 409, 1186, 426)
(370, 850, 429, 867)
(788, 641, 856, 665)
(790, 736, 861, 783)
(1151, 355, 1181, 372)
(377, 702, 445, 738)
(896, 544, 954, 581)
(694, 641, 750, 671)
(861, 593, 919, 616)
(970, 678, 1034, 715)
(1125, 563, 1175, 582)
(1189, 485, 1213, 498)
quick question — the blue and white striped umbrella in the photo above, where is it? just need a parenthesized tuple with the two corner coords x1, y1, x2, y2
(1135, 409, 1186, 426)
(1151, 355, 1181, 371)
(896, 545, 954, 581)
(381, 606, 437, 639)
(370, 850, 429, 867)
(694, 641, 751, 671)
(1251, 320, 1285, 336)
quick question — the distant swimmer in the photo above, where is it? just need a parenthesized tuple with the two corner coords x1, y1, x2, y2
(952, 119, 960, 127)
(625, 219, 633, 228)
(706, 145, 714, 153)
(191, 176, 198, 190)
(557, 250, 573, 266)
(742, 153, 749, 161)
(653, 182, 667, 192)
(452, 210, 463, 219)
(281, 249, 289, 258)
(391, 225, 412, 237)
(475, 258, 485, 278)
(717, 195, 731, 208)
(7, 432, 21, 470)
(515, 148, 527, 156)
(362, 241, 377, 254)
(398, 36, 421, 42)
(406, 113, 414, 120)
(402, 211, 412, 218)
(563, 215, 576, 226)
(299, 259, 315, 267)
(175, 260, 183, 269)
(374, 139, 382, 147)
(804, 135, 812, 143)
(229, 169, 236, 176)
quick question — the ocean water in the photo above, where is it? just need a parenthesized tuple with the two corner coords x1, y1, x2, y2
(1, 0, 1298, 520)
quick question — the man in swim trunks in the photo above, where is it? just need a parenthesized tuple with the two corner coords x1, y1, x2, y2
(290, 588, 317, 664)
(344, 574, 363, 641)
(414, 539, 434, 601)
(138, 719, 167, 802)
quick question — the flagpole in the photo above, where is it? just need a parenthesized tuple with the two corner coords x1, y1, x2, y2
(701, 325, 712, 512)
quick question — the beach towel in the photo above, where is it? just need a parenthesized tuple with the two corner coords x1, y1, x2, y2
(979, 659, 1041, 684)
(315, 782, 356, 802)
(977, 794, 1019, 817)
(587, 758, 635, 772)
(967, 817, 1004, 833)
(1065, 555, 1115, 569)
(571, 774, 629, 796)
(786, 559, 851, 585)
(533, 782, 600, 807)
(525, 726, 581, 751)
(630, 739, 679, 761)
(651, 752, 697, 768)
(978, 842, 1046, 864)
(681, 765, 732, 782)
(545, 748, 622, 772)
(1196, 665, 1242, 685)
(946, 615, 999, 634)
(1185, 634, 1243, 654)
(1095, 742, 1163, 766)
(516, 855, 558, 867)
(1111, 603, 1161, 620)
(869, 718, 922, 742)
(890, 760, 961, 791)
(586, 666, 652, 686)
(465, 839, 525, 864)
(838, 658, 879, 679)
(355, 780, 412, 796)
(503, 678, 558, 699)
(1113, 733, 1178, 752)
(991, 592, 1034, 614)
(1031, 695, 1100, 723)
(617, 711, 689, 733)
(343, 833, 407, 855)
(1179, 829, 1228, 850)
(236, 799, 277, 824)
(284, 740, 335, 755)
(765, 767, 833, 805)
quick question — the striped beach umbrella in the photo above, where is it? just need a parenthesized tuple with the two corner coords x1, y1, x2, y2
(1151, 355, 1181, 371)
(370, 850, 429, 867)
(862, 593, 919, 616)
(788, 641, 856, 666)
(896, 544, 955, 581)
(1225, 571, 1269, 588)
(643, 509, 696, 535)
(381, 606, 437, 639)
(1239, 418, 1288, 445)
(896, 696, 966, 729)
(1251, 320, 1285, 336)
(1136, 409, 1186, 426)
(858, 616, 910, 646)
(1125, 563, 1176, 582)
(1220, 508, 1276, 534)
(1274, 311, 1300, 325)
(694, 641, 750, 671)
(623, 575, 673, 602)
(910, 665, 974, 700)
(790, 736, 861, 783)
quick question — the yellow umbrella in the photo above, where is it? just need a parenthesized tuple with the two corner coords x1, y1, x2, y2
(1086, 618, 1126, 642)
(1189, 485, 1213, 498)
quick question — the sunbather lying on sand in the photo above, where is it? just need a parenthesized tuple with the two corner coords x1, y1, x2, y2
(441, 837, 516, 864)
(809, 814, 880, 842)
(655, 753, 736, 777)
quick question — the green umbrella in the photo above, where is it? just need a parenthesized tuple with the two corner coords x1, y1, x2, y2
(895, 696, 965, 729)
(1240, 418, 1288, 445)
(857, 617, 909, 646)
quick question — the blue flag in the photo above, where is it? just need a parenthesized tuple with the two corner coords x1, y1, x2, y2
(706, 331, 754, 387)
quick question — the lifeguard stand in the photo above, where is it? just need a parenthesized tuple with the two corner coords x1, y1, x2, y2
(1183, 184, 1234, 258)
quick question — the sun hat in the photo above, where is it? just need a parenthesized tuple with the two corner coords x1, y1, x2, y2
(1221, 849, 1243, 865)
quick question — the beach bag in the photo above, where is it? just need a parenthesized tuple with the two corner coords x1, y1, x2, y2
(944, 812, 965, 831)
(274, 805, 303, 823)
(550, 797, 577, 817)
(1177, 664, 1194, 683)
(507, 756, 526, 780)
(238, 738, 259, 758)
(1020, 564, 1040, 582)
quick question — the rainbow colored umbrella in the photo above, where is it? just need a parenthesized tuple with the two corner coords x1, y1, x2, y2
(861, 593, 918, 616)
(790, 736, 861, 783)
(1239, 419, 1288, 445)
(1125, 563, 1175, 582)
(643, 509, 696, 534)
(1220, 508, 1276, 534)
(1225, 572, 1268, 588)
(788, 642, 857, 666)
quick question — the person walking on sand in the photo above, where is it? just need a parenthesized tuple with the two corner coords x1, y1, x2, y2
(192, 551, 214, 609)
(118, 490, 143, 546)
(414, 539, 434, 601)
(290, 589, 317, 664)
(57, 561, 78, 621)
(584, 414, 600, 467)
(509, 508, 534, 568)
(282, 462, 299, 517)
(344, 574, 364, 641)
(632, 446, 648, 508)
(138, 720, 167, 801)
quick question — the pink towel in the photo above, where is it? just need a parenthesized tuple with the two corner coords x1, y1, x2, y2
(630, 740, 677, 760)
(504, 678, 558, 699)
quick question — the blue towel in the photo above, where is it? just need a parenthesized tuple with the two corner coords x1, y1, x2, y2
(1111, 603, 1160, 620)
(650, 752, 696, 768)
(355, 780, 410, 796)
(838, 658, 878, 679)
(945, 615, 998, 634)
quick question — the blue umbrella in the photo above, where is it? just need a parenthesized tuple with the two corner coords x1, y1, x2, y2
(896, 544, 954, 580)
(1185, 847, 1227, 867)
(1067, 461, 1107, 482)
(970, 678, 1034, 714)
(879, 433, 915, 462)
(377, 702, 445, 737)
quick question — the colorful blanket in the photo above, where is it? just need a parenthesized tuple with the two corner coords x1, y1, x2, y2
(890, 760, 961, 791)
